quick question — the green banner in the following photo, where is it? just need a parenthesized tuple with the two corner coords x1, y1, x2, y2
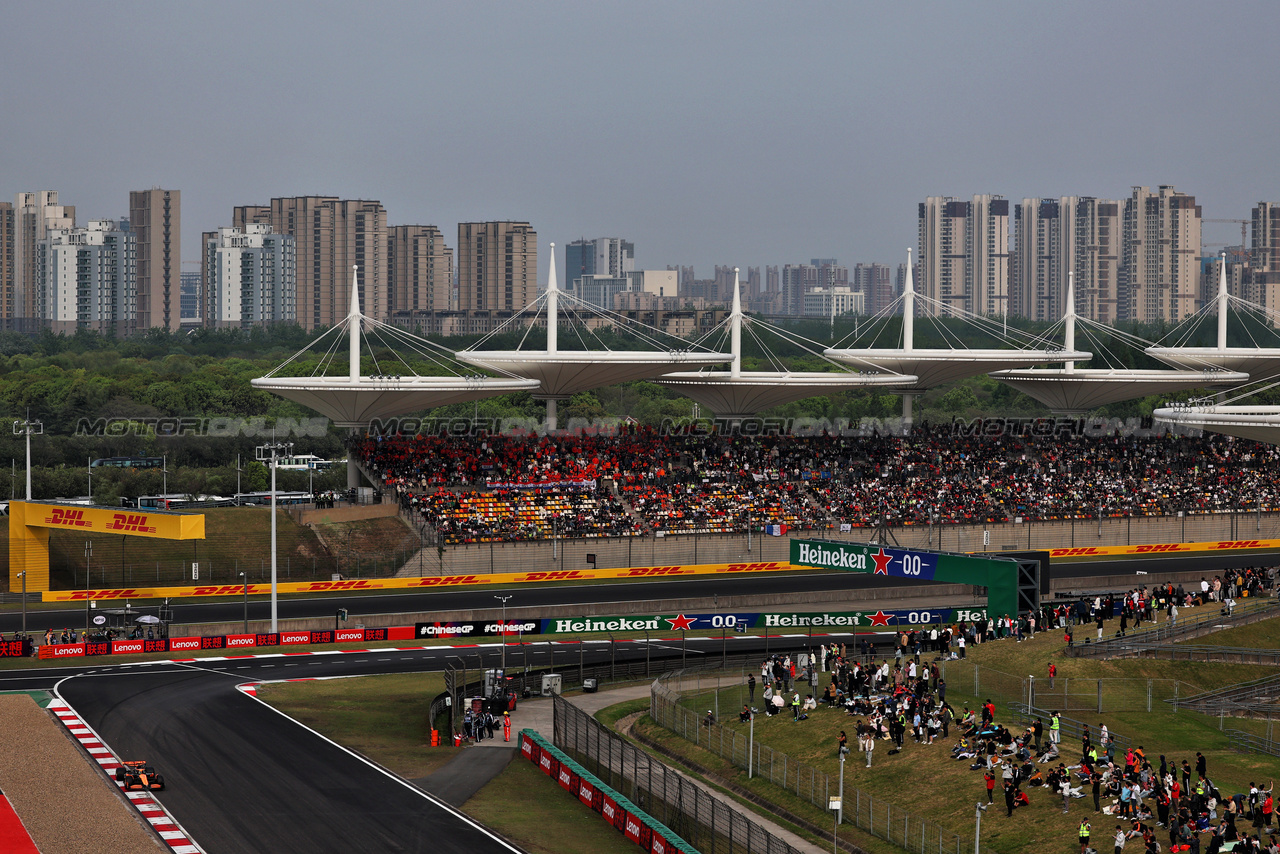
(790, 538, 1022, 618)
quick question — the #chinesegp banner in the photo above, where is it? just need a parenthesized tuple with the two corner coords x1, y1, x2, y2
(414, 620, 543, 639)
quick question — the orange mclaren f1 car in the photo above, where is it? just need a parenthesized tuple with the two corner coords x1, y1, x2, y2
(115, 760, 165, 791)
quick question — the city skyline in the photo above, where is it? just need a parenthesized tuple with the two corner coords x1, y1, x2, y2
(0, 2, 1273, 278)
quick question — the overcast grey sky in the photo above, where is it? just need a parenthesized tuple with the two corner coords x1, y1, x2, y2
(2, 1, 1276, 277)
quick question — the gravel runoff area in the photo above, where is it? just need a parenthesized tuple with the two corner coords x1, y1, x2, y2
(0, 694, 165, 854)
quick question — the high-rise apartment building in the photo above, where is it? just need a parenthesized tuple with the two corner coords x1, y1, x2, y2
(234, 197, 388, 329)
(36, 220, 135, 335)
(180, 269, 201, 323)
(203, 224, 296, 328)
(854, 263, 897, 317)
(1246, 202, 1280, 314)
(456, 222, 536, 312)
(918, 195, 1009, 317)
(14, 191, 75, 326)
(1121, 186, 1201, 323)
(565, 238, 634, 290)
(0, 203, 13, 323)
(130, 189, 181, 332)
(388, 225, 453, 312)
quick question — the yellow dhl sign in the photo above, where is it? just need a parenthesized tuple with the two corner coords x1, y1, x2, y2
(41, 560, 796, 602)
(1049, 539, 1280, 560)
(26, 503, 204, 540)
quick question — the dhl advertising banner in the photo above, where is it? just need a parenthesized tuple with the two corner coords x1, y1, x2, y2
(20, 502, 205, 539)
(1049, 538, 1280, 561)
(10, 501, 205, 594)
(41, 560, 795, 602)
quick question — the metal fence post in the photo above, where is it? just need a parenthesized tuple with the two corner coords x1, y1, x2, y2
(1097, 679, 1102, 713)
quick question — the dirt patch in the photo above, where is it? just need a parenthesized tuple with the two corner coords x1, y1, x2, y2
(0, 695, 164, 853)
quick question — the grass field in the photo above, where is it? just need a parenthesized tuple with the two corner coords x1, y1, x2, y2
(1, 507, 420, 587)
(655, 617, 1280, 854)
(259, 673, 638, 854)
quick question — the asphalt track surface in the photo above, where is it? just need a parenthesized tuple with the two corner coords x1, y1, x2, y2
(7, 549, 1277, 634)
(2, 551, 1275, 852)
(9, 635, 785, 853)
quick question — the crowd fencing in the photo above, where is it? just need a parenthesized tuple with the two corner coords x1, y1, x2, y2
(553, 689, 805, 854)
(1065, 597, 1280, 660)
(649, 669, 991, 854)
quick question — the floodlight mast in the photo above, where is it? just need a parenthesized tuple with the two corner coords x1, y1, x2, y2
(256, 440, 293, 632)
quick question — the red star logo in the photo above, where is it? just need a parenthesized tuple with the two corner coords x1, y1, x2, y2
(872, 547, 892, 575)
(667, 614, 696, 631)
(867, 610, 893, 627)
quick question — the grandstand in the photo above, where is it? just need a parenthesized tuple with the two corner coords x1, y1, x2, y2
(355, 425, 1280, 544)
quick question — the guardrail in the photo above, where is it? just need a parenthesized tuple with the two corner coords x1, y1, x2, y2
(1225, 729, 1280, 758)
(1171, 673, 1280, 712)
(1066, 597, 1280, 659)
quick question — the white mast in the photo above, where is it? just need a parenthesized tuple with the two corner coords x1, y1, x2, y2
(546, 242, 558, 355)
(1064, 271, 1077, 374)
(1217, 252, 1229, 351)
(903, 248, 914, 351)
(348, 266, 361, 380)
(730, 267, 742, 378)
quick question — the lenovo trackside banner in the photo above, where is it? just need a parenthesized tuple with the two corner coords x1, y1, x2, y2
(35, 626, 397, 659)
(42, 561, 794, 602)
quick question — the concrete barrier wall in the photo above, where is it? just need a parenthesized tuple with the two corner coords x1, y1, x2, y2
(400, 510, 1280, 577)
(171, 567, 1226, 638)
(291, 503, 398, 525)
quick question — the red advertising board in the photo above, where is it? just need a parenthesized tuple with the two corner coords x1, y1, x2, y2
(279, 631, 312, 645)
(602, 795, 625, 830)
(387, 626, 414, 641)
(224, 634, 258, 650)
(335, 629, 364, 643)
(578, 778, 595, 808)
(623, 812, 644, 844)
(651, 832, 679, 854)
(557, 765, 575, 792)
(168, 638, 201, 652)
(111, 639, 147, 655)
(520, 734, 535, 760)
(39, 643, 86, 660)
(0, 640, 26, 657)
(538, 752, 556, 777)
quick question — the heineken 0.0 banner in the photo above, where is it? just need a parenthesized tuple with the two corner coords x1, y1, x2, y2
(790, 538, 1021, 617)
(538, 608, 988, 635)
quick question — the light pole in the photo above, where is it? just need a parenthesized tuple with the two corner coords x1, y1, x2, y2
(240, 571, 249, 633)
(162, 454, 168, 502)
(973, 802, 987, 854)
(837, 751, 845, 825)
(747, 707, 755, 778)
(494, 594, 512, 676)
(13, 413, 42, 500)
(256, 441, 293, 632)
(84, 540, 92, 591)
(16, 571, 26, 635)
(87, 456, 92, 503)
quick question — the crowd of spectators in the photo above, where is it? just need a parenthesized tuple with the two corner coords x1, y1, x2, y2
(734, 584, 1279, 854)
(354, 426, 1280, 543)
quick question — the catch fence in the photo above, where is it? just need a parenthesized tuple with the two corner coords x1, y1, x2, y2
(939, 662, 1189, 715)
(553, 690, 804, 854)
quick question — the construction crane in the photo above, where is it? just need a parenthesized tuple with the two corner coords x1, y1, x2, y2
(1204, 218, 1250, 254)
